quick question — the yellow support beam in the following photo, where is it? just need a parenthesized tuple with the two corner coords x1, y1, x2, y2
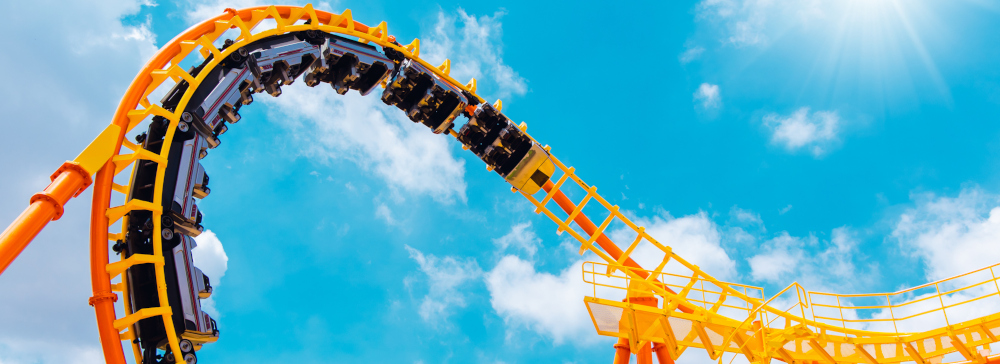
(809, 339, 837, 364)
(27, 4, 1000, 364)
(855, 344, 879, 364)
(731, 331, 758, 362)
(112, 306, 171, 331)
(106, 254, 163, 279)
(904, 342, 927, 364)
(73, 124, 122, 175)
(693, 321, 719, 359)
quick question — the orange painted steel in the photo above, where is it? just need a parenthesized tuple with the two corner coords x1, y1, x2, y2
(608, 295, 668, 363)
(541, 180, 694, 316)
(613, 338, 631, 364)
(89, 160, 128, 364)
(8, 5, 1000, 364)
(652, 343, 674, 364)
(77, 7, 380, 364)
(0, 161, 91, 275)
(0, 7, 279, 277)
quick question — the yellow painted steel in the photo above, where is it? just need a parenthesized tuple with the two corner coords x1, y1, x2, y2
(95, 5, 493, 362)
(9, 4, 999, 364)
(507, 118, 1000, 363)
(74, 125, 123, 175)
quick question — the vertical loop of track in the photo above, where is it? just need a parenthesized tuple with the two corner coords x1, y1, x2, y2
(88, 6, 485, 363)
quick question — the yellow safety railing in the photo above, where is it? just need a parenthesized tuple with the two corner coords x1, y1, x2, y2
(495, 100, 1000, 362)
(583, 261, 763, 314)
(809, 262, 1000, 334)
(580, 257, 1000, 364)
(4, 3, 1000, 364)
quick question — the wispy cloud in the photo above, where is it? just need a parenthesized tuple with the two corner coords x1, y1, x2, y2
(779, 204, 793, 215)
(893, 187, 1000, 282)
(679, 46, 705, 63)
(259, 8, 530, 204)
(493, 222, 541, 257)
(696, 0, 825, 47)
(404, 245, 482, 325)
(731, 206, 763, 226)
(694, 83, 722, 110)
(266, 90, 468, 203)
(824, 187, 1000, 333)
(375, 203, 397, 225)
(747, 228, 866, 290)
(610, 211, 738, 280)
(0, 0, 159, 361)
(762, 107, 841, 157)
(184, 0, 335, 25)
(422, 9, 528, 101)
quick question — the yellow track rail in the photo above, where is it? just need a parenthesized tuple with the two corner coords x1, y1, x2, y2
(511, 128, 1000, 363)
(0, 4, 998, 364)
(94, 6, 485, 363)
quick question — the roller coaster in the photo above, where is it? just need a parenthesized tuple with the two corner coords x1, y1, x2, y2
(1, 5, 1000, 364)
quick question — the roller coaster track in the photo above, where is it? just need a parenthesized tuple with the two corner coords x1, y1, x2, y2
(1, 5, 1000, 364)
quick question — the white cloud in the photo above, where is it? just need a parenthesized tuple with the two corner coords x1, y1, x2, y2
(828, 189, 1000, 334)
(0, 0, 159, 361)
(679, 46, 705, 63)
(265, 89, 468, 203)
(375, 203, 397, 225)
(404, 245, 482, 324)
(748, 233, 804, 283)
(192, 230, 229, 285)
(186, 8, 528, 204)
(693, 83, 722, 110)
(493, 222, 541, 257)
(612, 211, 737, 280)
(748, 227, 866, 291)
(893, 187, 1000, 282)
(696, 0, 825, 47)
(730, 206, 762, 225)
(186, 0, 264, 24)
(184, 0, 336, 25)
(192, 230, 228, 318)
(257, 8, 529, 204)
(484, 223, 612, 345)
(0, 340, 104, 364)
(484, 256, 595, 344)
(779, 204, 793, 214)
(422, 9, 528, 101)
(790, 188, 1000, 335)
(762, 107, 841, 156)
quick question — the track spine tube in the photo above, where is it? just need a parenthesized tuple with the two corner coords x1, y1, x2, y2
(90, 160, 128, 364)
(541, 181, 695, 314)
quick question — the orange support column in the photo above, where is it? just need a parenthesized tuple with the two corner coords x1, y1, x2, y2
(0, 161, 91, 276)
(636, 341, 653, 364)
(628, 296, 657, 364)
(653, 343, 675, 364)
(613, 337, 631, 364)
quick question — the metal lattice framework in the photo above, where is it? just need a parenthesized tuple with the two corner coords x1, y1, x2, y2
(1, 4, 999, 364)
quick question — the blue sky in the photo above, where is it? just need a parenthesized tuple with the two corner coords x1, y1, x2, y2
(1, 0, 1000, 363)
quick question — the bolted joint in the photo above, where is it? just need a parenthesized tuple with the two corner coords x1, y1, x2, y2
(88, 292, 119, 307)
(51, 161, 93, 197)
(30, 192, 64, 221)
